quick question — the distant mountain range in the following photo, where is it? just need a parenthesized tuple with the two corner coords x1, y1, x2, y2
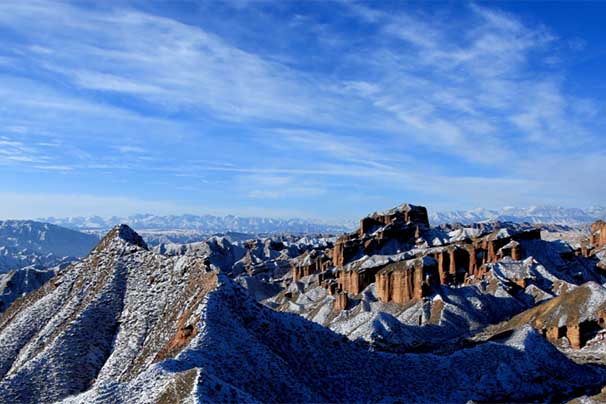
(39, 206, 606, 236)
(429, 206, 606, 226)
(40, 214, 351, 234)
(2, 208, 606, 402)
(0, 220, 99, 274)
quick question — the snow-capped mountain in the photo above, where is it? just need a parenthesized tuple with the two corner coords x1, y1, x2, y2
(39, 206, 606, 237)
(0, 221, 99, 274)
(430, 206, 606, 226)
(41, 213, 351, 235)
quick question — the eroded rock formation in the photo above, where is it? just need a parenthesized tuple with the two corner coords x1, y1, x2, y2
(333, 204, 429, 267)
(332, 204, 541, 305)
(590, 220, 606, 250)
(375, 257, 436, 304)
(291, 250, 332, 281)
(334, 291, 348, 311)
(483, 282, 606, 350)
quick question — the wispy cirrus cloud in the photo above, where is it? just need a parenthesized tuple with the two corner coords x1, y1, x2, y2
(0, 1, 343, 124)
(0, 138, 51, 165)
(0, 0, 603, 219)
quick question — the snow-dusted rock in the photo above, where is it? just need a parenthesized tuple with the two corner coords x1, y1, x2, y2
(0, 220, 98, 274)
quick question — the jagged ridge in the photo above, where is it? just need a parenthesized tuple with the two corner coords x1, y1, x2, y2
(0, 225, 604, 403)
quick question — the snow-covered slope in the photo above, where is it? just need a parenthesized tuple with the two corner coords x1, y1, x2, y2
(0, 265, 57, 313)
(41, 213, 350, 234)
(269, 253, 592, 352)
(1, 225, 604, 403)
(0, 220, 99, 274)
(430, 206, 606, 226)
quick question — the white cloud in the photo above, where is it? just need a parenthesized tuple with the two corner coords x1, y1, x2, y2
(0, 1, 603, 216)
(114, 145, 147, 154)
(239, 174, 327, 200)
(31, 165, 73, 171)
(0, 138, 50, 165)
(0, 1, 344, 124)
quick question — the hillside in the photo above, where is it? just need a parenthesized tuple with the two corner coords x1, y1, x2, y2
(0, 225, 603, 403)
(0, 221, 99, 274)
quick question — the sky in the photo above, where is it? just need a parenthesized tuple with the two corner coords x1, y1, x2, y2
(0, 0, 605, 222)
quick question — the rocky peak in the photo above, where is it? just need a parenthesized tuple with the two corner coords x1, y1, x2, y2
(361, 203, 429, 236)
(97, 224, 148, 251)
(370, 203, 430, 226)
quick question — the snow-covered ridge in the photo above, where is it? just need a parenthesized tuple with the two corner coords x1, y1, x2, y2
(0, 265, 59, 313)
(0, 220, 99, 274)
(430, 206, 606, 226)
(0, 225, 604, 403)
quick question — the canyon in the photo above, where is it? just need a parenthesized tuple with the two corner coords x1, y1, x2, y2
(1, 203, 606, 402)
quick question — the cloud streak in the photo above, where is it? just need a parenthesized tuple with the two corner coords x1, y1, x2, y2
(0, 0, 603, 219)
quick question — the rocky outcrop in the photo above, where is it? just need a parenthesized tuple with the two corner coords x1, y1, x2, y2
(359, 203, 429, 236)
(288, 204, 546, 310)
(590, 220, 606, 250)
(580, 220, 606, 259)
(497, 240, 522, 261)
(376, 257, 436, 304)
(542, 319, 606, 350)
(484, 282, 606, 350)
(291, 250, 332, 281)
(333, 204, 430, 268)
(334, 291, 348, 311)
(335, 218, 541, 305)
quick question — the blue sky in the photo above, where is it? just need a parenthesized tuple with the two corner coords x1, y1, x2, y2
(0, 1, 604, 221)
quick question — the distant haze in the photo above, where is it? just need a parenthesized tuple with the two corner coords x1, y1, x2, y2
(37, 206, 606, 236)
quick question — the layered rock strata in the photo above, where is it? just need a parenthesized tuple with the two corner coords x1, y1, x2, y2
(331, 204, 541, 305)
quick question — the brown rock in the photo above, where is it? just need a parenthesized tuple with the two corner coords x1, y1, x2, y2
(545, 326, 560, 344)
(496, 240, 523, 261)
(567, 325, 582, 350)
(334, 204, 542, 301)
(436, 251, 450, 284)
(334, 291, 348, 311)
(333, 203, 431, 269)
(337, 269, 366, 295)
(292, 250, 332, 281)
(590, 220, 606, 249)
(375, 258, 436, 304)
(511, 242, 522, 260)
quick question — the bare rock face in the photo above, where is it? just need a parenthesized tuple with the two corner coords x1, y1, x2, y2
(359, 203, 429, 236)
(334, 291, 348, 311)
(333, 203, 430, 268)
(333, 203, 541, 305)
(580, 220, 606, 262)
(482, 282, 606, 350)
(376, 257, 435, 304)
(291, 250, 332, 281)
(590, 220, 606, 250)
